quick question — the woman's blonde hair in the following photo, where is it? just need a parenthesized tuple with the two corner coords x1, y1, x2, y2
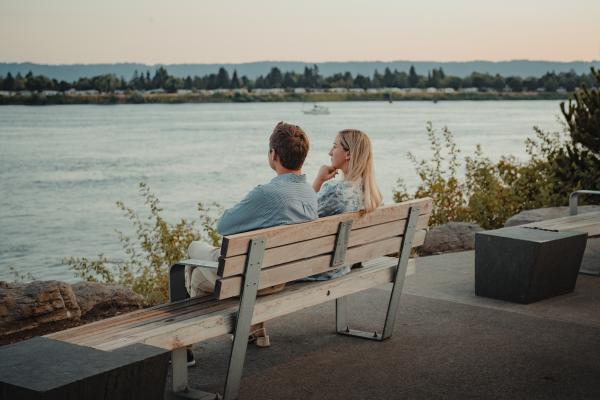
(338, 129, 383, 212)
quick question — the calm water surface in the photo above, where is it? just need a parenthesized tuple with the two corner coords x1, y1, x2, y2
(0, 101, 565, 281)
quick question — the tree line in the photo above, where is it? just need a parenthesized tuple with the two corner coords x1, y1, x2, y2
(1, 65, 597, 94)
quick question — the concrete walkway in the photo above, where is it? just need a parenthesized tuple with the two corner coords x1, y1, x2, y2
(174, 252, 600, 399)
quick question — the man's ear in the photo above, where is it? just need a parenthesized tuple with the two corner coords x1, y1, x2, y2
(271, 149, 279, 162)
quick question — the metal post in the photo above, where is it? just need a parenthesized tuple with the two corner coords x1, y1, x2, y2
(171, 347, 188, 393)
(381, 207, 420, 339)
(222, 238, 266, 400)
(569, 190, 600, 216)
(336, 297, 349, 333)
(336, 206, 420, 341)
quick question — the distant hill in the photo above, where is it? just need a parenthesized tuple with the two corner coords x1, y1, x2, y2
(1, 60, 599, 82)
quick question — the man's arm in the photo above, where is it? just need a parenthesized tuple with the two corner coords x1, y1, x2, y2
(217, 186, 267, 236)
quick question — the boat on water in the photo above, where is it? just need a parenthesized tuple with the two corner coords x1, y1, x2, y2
(302, 104, 330, 115)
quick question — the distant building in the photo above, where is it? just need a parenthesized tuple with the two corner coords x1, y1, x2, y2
(41, 90, 59, 96)
(536, 87, 546, 93)
(442, 88, 456, 94)
(326, 88, 347, 93)
(66, 89, 100, 96)
(145, 89, 165, 94)
(252, 88, 285, 95)
(349, 88, 365, 94)
(426, 87, 438, 93)
(461, 87, 479, 93)
(557, 87, 567, 94)
(18, 91, 33, 97)
(0, 91, 13, 97)
(408, 88, 423, 93)
(294, 88, 307, 94)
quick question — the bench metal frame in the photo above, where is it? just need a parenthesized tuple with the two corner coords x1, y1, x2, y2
(569, 190, 600, 215)
(169, 238, 266, 400)
(167, 206, 422, 399)
(336, 206, 420, 341)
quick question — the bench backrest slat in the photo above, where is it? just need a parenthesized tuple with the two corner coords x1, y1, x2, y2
(214, 198, 432, 300)
(218, 214, 430, 278)
(220, 198, 432, 258)
(215, 229, 426, 299)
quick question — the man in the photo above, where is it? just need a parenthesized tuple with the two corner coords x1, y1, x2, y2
(184, 122, 317, 359)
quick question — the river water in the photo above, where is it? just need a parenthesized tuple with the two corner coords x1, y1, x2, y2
(0, 101, 565, 281)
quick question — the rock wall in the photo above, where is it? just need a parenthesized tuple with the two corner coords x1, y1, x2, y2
(420, 222, 483, 255)
(0, 280, 144, 337)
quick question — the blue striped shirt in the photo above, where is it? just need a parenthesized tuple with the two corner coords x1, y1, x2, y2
(217, 173, 318, 236)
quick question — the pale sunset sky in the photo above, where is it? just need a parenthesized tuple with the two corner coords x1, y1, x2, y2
(1, 0, 599, 64)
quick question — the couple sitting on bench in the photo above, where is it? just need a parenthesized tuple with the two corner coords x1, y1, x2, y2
(184, 121, 383, 356)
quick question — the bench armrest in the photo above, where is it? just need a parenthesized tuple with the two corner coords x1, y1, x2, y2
(168, 260, 219, 302)
(569, 190, 600, 215)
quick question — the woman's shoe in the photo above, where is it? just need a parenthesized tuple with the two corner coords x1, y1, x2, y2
(248, 323, 271, 348)
(186, 348, 196, 367)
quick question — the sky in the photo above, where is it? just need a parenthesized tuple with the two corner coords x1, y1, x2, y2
(1, 0, 599, 64)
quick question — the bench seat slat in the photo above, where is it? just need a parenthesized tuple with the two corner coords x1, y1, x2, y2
(523, 211, 600, 237)
(522, 211, 600, 227)
(218, 215, 429, 278)
(47, 295, 217, 341)
(71, 300, 232, 348)
(532, 218, 600, 232)
(215, 230, 425, 300)
(51, 296, 222, 346)
(79, 257, 412, 352)
(221, 198, 432, 257)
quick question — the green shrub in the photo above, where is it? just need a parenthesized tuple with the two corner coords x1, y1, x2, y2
(394, 123, 562, 229)
(64, 182, 222, 304)
(394, 122, 468, 226)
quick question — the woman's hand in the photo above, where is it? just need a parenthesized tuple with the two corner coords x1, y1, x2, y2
(313, 165, 337, 192)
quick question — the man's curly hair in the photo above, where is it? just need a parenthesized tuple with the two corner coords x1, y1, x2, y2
(269, 121, 309, 170)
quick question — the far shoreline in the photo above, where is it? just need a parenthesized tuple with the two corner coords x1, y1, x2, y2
(0, 91, 569, 106)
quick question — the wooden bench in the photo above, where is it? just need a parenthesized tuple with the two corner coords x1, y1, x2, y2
(520, 190, 600, 276)
(46, 198, 432, 399)
(520, 189, 600, 237)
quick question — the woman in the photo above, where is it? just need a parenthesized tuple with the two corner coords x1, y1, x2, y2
(310, 129, 383, 280)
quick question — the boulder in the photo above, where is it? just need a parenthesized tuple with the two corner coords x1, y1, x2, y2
(420, 222, 483, 255)
(71, 281, 145, 316)
(0, 280, 81, 336)
(504, 205, 600, 227)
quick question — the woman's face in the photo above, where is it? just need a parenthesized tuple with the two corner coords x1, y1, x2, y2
(329, 134, 351, 172)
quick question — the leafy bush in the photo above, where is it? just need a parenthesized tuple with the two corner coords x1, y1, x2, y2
(64, 182, 222, 304)
(394, 122, 468, 226)
(394, 123, 563, 229)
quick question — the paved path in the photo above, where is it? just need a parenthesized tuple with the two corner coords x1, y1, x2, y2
(173, 251, 600, 399)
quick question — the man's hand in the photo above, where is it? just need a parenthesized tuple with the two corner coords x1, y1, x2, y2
(313, 165, 337, 192)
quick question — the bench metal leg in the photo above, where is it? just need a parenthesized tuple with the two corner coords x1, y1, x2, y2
(222, 237, 265, 400)
(169, 348, 220, 400)
(168, 238, 265, 400)
(336, 206, 420, 341)
(172, 348, 188, 393)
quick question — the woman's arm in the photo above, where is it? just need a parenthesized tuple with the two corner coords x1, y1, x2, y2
(313, 165, 337, 192)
